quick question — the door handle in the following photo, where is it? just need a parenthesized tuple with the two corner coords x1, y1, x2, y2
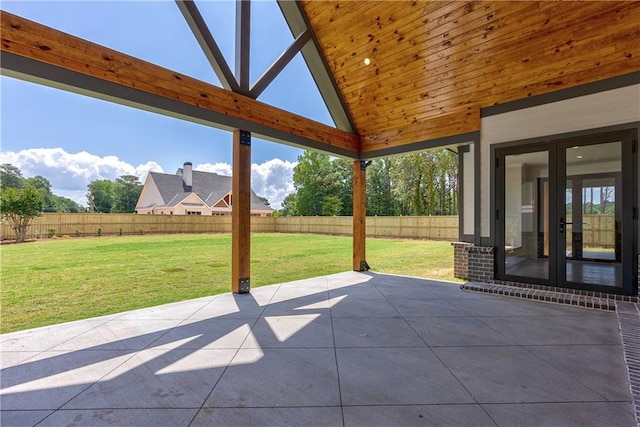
(560, 217, 565, 234)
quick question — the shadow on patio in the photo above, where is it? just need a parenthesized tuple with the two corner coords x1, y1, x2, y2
(0, 272, 636, 426)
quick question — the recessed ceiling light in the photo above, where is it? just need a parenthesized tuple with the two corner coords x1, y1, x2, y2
(576, 155, 583, 159)
(363, 57, 371, 66)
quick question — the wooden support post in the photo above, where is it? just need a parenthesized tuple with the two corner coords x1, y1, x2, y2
(232, 130, 251, 293)
(353, 160, 368, 271)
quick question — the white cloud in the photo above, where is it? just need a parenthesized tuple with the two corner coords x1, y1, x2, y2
(0, 148, 296, 209)
(0, 148, 164, 206)
(195, 159, 296, 209)
(195, 162, 233, 177)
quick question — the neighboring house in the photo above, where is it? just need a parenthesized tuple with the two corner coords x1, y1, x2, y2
(135, 162, 272, 217)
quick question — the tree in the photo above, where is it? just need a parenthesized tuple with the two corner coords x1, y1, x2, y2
(112, 175, 143, 213)
(280, 193, 298, 216)
(87, 180, 115, 213)
(292, 152, 353, 216)
(0, 185, 45, 242)
(1, 164, 24, 190)
(321, 195, 342, 216)
(367, 159, 397, 216)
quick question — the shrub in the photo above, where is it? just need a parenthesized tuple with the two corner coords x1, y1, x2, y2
(97, 227, 102, 237)
(0, 185, 45, 243)
(119, 227, 123, 236)
(47, 227, 56, 238)
(75, 229, 81, 237)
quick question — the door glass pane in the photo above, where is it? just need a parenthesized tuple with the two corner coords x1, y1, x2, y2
(565, 141, 622, 287)
(504, 151, 549, 280)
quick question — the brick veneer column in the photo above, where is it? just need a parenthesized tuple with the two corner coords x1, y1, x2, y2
(466, 245, 496, 283)
(451, 242, 473, 279)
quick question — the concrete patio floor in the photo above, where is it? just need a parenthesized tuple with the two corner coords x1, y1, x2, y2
(1, 271, 637, 426)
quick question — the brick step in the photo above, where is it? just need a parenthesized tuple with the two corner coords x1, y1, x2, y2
(460, 282, 619, 311)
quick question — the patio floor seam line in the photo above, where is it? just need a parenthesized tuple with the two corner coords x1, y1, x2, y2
(187, 316, 262, 426)
(616, 302, 640, 427)
(327, 306, 346, 426)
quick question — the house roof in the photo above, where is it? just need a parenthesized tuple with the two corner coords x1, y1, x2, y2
(149, 169, 272, 212)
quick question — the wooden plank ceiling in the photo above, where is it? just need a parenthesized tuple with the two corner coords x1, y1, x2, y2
(301, 1, 640, 155)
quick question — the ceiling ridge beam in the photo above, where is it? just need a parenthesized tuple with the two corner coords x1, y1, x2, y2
(175, 0, 241, 93)
(249, 28, 311, 99)
(235, 0, 251, 93)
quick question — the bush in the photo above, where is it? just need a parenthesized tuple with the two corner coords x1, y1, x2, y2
(47, 227, 56, 238)
(75, 229, 81, 237)
(97, 227, 102, 237)
(0, 185, 45, 243)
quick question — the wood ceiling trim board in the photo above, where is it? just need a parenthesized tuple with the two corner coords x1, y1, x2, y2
(361, 110, 481, 152)
(0, 11, 359, 155)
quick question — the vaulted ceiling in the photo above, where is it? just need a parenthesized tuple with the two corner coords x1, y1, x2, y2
(301, 1, 640, 155)
(1, 1, 639, 159)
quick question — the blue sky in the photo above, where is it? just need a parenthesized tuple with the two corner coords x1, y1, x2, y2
(0, 0, 335, 208)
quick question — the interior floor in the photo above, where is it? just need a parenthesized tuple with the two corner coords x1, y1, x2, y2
(505, 257, 622, 288)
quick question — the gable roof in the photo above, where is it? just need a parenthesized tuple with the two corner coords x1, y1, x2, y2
(148, 169, 272, 211)
(2, 3, 638, 160)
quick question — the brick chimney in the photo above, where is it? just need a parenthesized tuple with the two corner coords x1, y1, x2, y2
(183, 162, 193, 192)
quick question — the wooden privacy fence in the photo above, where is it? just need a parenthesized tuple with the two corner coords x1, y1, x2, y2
(1, 213, 618, 246)
(1, 213, 458, 241)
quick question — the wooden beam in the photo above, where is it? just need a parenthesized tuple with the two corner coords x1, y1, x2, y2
(175, 0, 241, 93)
(0, 11, 360, 158)
(353, 160, 368, 271)
(232, 130, 251, 294)
(235, 0, 251, 92)
(249, 29, 311, 99)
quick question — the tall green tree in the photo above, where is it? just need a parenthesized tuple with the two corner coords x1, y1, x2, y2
(366, 159, 397, 216)
(112, 175, 143, 213)
(280, 193, 298, 216)
(0, 185, 45, 242)
(292, 152, 353, 216)
(87, 180, 115, 213)
(0, 164, 24, 190)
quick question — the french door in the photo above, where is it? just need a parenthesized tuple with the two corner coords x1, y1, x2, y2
(496, 130, 636, 295)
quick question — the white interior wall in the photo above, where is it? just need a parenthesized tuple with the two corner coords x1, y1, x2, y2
(479, 84, 640, 239)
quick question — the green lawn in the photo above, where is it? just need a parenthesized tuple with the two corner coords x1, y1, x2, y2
(0, 233, 458, 333)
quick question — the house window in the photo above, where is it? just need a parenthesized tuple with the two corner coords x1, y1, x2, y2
(187, 211, 201, 215)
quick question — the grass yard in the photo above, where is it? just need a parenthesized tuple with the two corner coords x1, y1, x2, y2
(0, 233, 458, 333)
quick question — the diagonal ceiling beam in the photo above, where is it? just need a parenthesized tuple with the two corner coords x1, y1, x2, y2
(249, 29, 311, 99)
(278, 0, 356, 133)
(175, 0, 241, 93)
(0, 11, 360, 158)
